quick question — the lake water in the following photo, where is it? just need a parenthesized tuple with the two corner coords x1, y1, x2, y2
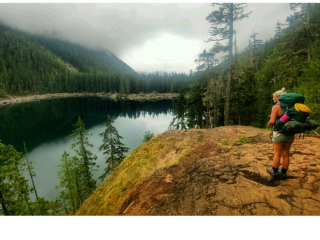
(0, 97, 173, 201)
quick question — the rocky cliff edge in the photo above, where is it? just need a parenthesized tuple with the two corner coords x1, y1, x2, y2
(76, 126, 320, 216)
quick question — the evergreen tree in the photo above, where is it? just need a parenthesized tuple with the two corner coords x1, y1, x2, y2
(206, 3, 251, 125)
(0, 140, 33, 215)
(69, 116, 98, 196)
(98, 115, 129, 180)
(23, 141, 38, 200)
(56, 151, 83, 214)
(186, 82, 206, 129)
(169, 87, 188, 130)
(289, 3, 314, 62)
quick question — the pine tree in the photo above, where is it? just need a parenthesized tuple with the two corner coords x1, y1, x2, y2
(206, 3, 251, 125)
(98, 115, 129, 180)
(69, 116, 98, 196)
(289, 3, 313, 62)
(169, 87, 187, 130)
(56, 151, 82, 214)
(0, 140, 33, 215)
(250, 31, 264, 69)
(23, 141, 38, 200)
(186, 82, 206, 129)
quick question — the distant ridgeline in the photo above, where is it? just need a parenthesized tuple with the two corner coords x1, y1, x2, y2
(0, 24, 191, 96)
(191, 3, 320, 129)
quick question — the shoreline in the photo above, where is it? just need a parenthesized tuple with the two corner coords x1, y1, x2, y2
(0, 92, 179, 106)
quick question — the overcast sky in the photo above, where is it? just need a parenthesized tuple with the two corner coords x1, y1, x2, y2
(0, 3, 293, 73)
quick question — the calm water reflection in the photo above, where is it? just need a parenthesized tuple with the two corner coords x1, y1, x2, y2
(0, 97, 173, 200)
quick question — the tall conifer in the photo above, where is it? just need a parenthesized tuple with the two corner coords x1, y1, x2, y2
(206, 3, 251, 125)
(99, 115, 129, 180)
(69, 116, 98, 195)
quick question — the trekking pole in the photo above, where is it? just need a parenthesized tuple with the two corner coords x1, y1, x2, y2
(313, 130, 320, 136)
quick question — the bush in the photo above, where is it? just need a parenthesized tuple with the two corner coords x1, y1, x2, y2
(233, 135, 251, 146)
(143, 131, 155, 143)
(0, 89, 7, 98)
(221, 139, 228, 146)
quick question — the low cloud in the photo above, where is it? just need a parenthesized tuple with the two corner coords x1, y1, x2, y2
(0, 3, 293, 73)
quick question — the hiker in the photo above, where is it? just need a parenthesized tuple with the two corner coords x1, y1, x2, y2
(266, 87, 293, 180)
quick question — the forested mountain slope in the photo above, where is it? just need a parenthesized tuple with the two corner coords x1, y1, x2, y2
(0, 24, 137, 95)
(0, 23, 191, 96)
(32, 36, 136, 75)
(191, 3, 320, 129)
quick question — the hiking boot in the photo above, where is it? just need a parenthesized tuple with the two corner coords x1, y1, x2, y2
(278, 169, 287, 180)
(266, 167, 280, 179)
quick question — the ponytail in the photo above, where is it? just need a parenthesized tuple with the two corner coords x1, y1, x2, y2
(273, 87, 287, 96)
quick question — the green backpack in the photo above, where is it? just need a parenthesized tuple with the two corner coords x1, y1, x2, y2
(273, 93, 319, 135)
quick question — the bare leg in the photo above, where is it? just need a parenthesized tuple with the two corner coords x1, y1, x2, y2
(281, 143, 291, 169)
(272, 142, 283, 168)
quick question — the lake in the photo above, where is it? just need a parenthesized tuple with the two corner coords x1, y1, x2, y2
(0, 97, 174, 201)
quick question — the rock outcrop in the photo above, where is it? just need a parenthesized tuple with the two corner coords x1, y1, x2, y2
(76, 126, 320, 216)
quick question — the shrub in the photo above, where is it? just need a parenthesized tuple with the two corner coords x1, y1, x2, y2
(143, 131, 155, 143)
(233, 136, 251, 146)
(221, 139, 228, 146)
(0, 89, 7, 98)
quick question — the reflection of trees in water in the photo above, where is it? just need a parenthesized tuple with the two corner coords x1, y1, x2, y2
(0, 98, 173, 152)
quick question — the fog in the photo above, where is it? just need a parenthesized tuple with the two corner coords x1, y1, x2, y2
(0, 3, 293, 73)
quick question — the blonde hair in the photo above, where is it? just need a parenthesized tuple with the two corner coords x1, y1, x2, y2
(273, 87, 287, 96)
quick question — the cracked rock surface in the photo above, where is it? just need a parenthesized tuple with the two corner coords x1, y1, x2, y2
(77, 126, 320, 216)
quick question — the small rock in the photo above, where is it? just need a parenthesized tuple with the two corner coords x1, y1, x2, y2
(165, 174, 174, 183)
(220, 175, 235, 181)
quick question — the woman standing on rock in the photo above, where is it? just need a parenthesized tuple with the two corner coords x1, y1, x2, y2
(266, 87, 294, 180)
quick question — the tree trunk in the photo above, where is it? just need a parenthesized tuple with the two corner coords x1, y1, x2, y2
(0, 190, 10, 215)
(65, 158, 76, 213)
(24, 141, 38, 200)
(62, 199, 69, 215)
(23, 193, 34, 216)
(225, 3, 234, 126)
(234, 31, 237, 62)
(213, 82, 218, 128)
(75, 175, 83, 209)
(249, 40, 253, 65)
(306, 3, 312, 62)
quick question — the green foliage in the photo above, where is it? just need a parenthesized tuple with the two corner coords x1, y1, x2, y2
(0, 140, 33, 215)
(185, 82, 206, 129)
(221, 139, 228, 146)
(294, 40, 320, 123)
(98, 115, 129, 180)
(143, 131, 155, 143)
(56, 117, 99, 214)
(168, 87, 188, 130)
(206, 3, 251, 54)
(68, 116, 98, 195)
(56, 151, 84, 214)
(0, 140, 60, 215)
(0, 24, 192, 96)
(0, 89, 7, 98)
(233, 136, 251, 146)
(197, 3, 320, 129)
